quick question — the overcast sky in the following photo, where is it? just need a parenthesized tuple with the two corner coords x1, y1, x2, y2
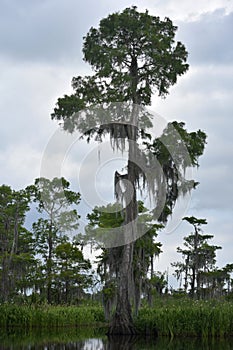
(1, 0, 232, 288)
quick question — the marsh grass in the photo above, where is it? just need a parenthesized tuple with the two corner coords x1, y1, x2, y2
(1, 299, 233, 338)
(0, 305, 105, 330)
(135, 299, 233, 337)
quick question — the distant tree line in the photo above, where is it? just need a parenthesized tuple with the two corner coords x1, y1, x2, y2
(0, 178, 92, 304)
(0, 177, 232, 306)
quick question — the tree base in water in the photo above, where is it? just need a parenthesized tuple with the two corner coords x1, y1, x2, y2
(107, 311, 138, 335)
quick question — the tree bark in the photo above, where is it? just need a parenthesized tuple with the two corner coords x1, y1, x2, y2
(47, 229, 53, 304)
(108, 119, 138, 334)
(108, 62, 140, 334)
(108, 194, 137, 333)
(107, 242, 137, 335)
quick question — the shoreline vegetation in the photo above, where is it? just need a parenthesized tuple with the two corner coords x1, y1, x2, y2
(1, 298, 233, 338)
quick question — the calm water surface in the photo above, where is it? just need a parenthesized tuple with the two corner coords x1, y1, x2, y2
(1, 329, 233, 349)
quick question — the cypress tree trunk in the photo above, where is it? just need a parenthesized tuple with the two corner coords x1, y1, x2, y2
(108, 242, 136, 334)
(190, 267, 195, 298)
(108, 121, 138, 335)
(1, 257, 9, 302)
(47, 229, 53, 304)
(108, 183, 137, 334)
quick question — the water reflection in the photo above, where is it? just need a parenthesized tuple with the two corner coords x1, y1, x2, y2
(105, 336, 233, 350)
(1, 330, 233, 349)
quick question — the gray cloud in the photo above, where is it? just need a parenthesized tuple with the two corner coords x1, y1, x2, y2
(178, 9, 233, 65)
(153, 10, 233, 269)
(0, 0, 107, 64)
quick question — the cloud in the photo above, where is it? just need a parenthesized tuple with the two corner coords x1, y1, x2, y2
(0, 144, 42, 189)
(155, 80, 233, 214)
(151, 10, 233, 272)
(140, 0, 233, 20)
(0, 58, 83, 189)
(0, 0, 108, 64)
(177, 9, 233, 65)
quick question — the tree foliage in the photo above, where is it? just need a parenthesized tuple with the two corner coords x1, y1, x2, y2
(0, 179, 95, 304)
(86, 201, 163, 318)
(172, 216, 222, 297)
(51, 6, 189, 132)
(29, 177, 82, 304)
(0, 185, 34, 302)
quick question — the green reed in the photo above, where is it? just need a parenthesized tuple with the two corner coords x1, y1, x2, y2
(135, 299, 233, 337)
(1, 299, 233, 337)
(0, 304, 105, 330)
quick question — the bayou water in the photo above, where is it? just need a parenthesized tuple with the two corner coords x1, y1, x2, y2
(1, 329, 233, 349)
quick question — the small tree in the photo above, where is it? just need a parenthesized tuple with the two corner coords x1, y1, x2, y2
(144, 271, 168, 306)
(0, 185, 33, 301)
(198, 263, 233, 299)
(172, 216, 222, 298)
(54, 241, 92, 304)
(30, 177, 81, 303)
(87, 201, 162, 319)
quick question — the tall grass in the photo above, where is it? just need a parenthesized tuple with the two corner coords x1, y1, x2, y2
(0, 305, 105, 330)
(1, 299, 233, 337)
(135, 299, 233, 337)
